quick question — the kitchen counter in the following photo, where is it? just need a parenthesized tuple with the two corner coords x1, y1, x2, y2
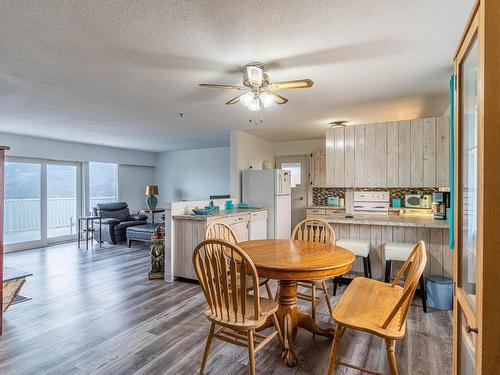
(307, 205, 345, 210)
(326, 213, 449, 228)
(172, 208, 267, 221)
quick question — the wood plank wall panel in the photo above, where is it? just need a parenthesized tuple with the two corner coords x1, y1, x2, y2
(370, 225, 383, 279)
(364, 124, 378, 187)
(344, 125, 355, 187)
(334, 127, 345, 187)
(398, 120, 412, 187)
(337, 224, 451, 280)
(325, 128, 335, 186)
(387, 122, 399, 187)
(354, 125, 366, 187)
(374, 123, 388, 187)
(410, 119, 424, 187)
(437, 116, 450, 186)
(423, 117, 437, 187)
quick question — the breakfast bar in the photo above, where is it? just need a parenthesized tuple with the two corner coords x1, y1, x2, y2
(325, 214, 451, 280)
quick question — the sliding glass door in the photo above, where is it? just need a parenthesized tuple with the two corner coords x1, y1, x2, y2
(4, 160, 42, 246)
(47, 162, 80, 242)
(4, 159, 82, 250)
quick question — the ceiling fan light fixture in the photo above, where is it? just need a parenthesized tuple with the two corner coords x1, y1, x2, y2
(240, 91, 254, 107)
(246, 65, 263, 86)
(248, 97, 261, 111)
(260, 92, 274, 108)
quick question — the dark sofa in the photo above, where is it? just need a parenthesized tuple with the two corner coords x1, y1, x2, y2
(93, 202, 148, 245)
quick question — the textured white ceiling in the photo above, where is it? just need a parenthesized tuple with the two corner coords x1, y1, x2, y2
(0, 0, 473, 151)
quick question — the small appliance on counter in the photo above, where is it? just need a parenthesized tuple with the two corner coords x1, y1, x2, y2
(432, 192, 450, 220)
(404, 194, 433, 209)
(327, 196, 339, 206)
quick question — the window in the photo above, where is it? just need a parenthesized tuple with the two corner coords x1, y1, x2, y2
(89, 162, 117, 211)
(4, 161, 41, 244)
(281, 162, 301, 188)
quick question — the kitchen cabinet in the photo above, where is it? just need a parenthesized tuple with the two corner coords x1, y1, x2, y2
(452, 2, 500, 373)
(172, 210, 264, 280)
(228, 213, 250, 242)
(306, 207, 344, 219)
(309, 149, 326, 186)
(249, 211, 268, 240)
(325, 116, 450, 187)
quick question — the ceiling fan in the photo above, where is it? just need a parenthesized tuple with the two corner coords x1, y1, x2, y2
(199, 63, 314, 111)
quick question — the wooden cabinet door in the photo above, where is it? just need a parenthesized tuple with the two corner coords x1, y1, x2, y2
(454, 9, 480, 374)
(231, 221, 249, 242)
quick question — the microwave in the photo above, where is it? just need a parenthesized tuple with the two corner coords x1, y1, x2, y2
(404, 194, 433, 209)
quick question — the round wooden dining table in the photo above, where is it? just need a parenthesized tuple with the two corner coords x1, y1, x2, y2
(238, 239, 355, 367)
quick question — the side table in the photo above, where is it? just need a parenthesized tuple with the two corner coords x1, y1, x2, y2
(139, 208, 165, 224)
(77, 216, 102, 250)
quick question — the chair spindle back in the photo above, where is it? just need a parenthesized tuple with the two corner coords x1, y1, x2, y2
(193, 239, 261, 322)
(383, 240, 427, 330)
(292, 219, 336, 244)
(205, 221, 239, 243)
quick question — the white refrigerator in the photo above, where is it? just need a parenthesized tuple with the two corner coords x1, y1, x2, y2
(242, 169, 291, 239)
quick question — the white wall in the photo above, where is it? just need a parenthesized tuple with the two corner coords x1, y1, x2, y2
(229, 130, 274, 202)
(155, 147, 230, 203)
(0, 132, 156, 166)
(274, 138, 325, 156)
(118, 165, 155, 214)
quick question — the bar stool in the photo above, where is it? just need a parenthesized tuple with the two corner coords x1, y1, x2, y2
(333, 239, 371, 295)
(384, 242, 427, 313)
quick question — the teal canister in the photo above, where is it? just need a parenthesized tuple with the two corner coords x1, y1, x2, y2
(391, 198, 402, 208)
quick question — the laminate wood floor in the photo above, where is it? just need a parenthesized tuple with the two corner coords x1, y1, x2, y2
(1, 242, 452, 375)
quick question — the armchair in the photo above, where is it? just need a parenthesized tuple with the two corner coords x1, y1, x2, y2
(94, 202, 148, 245)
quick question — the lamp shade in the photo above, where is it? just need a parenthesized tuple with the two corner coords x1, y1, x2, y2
(145, 185, 158, 195)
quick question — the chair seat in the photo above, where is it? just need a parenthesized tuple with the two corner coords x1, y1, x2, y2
(205, 294, 279, 329)
(384, 242, 414, 262)
(336, 239, 370, 258)
(333, 277, 406, 339)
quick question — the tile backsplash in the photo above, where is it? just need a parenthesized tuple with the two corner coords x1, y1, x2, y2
(312, 187, 439, 206)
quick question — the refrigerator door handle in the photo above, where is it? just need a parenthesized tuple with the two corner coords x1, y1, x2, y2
(277, 171, 281, 195)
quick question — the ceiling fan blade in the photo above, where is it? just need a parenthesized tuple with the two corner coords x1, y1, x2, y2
(269, 92, 288, 105)
(225, 95, 243, 105)
(199, 83, 246, 90)
(268, 79, 314, 90)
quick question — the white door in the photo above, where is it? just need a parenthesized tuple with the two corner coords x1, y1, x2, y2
(276, 155, 308, 229)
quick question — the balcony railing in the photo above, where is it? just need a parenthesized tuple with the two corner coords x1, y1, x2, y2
(3, 197, 115, 243)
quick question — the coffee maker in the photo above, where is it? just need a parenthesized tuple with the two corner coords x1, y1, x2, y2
(432, 192, 450, 220)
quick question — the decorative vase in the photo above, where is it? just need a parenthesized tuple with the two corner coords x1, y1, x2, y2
(147, 194, 158, 210)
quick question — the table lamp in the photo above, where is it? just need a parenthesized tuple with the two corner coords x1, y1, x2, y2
(145, 185, 159, 210)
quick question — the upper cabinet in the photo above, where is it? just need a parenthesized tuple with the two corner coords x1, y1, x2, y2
(325, 116, 450, 187)
(309, 149, 327, 186)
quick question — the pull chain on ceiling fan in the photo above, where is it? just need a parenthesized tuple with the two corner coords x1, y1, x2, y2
(199, 62, 314, 111)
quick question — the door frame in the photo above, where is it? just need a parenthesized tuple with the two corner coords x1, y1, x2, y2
(453, 3, 481, 373)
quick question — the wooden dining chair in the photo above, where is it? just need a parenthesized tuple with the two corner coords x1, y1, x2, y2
(291, 219, 336, 321)
(205, 221, 273, 299)
(193, 239, 284, 375)
(327, 241, 427, 375)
